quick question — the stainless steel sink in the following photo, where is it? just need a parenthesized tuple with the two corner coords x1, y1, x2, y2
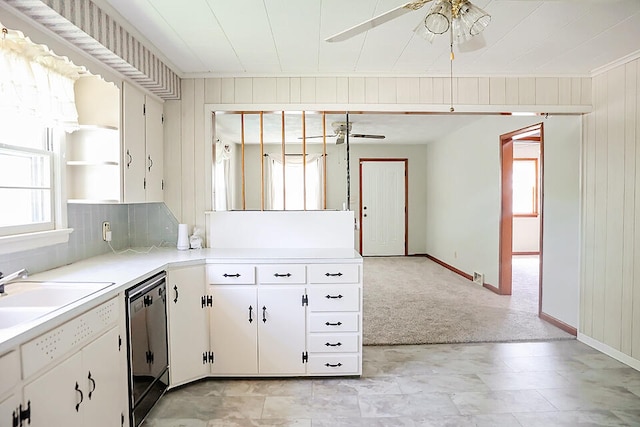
(0, 281, 113, 329)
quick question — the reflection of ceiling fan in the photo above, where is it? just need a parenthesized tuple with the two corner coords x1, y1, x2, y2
(302, 122, 385, 145)
(325, 0, 491, 46)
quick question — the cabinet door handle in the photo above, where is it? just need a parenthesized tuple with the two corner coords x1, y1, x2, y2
(173, 285, 179, 303)
(88, 371, 96, 400)
(126, 150, 132, 169)
(262, 306, 267, 323)
(248, 305, 253, 323)
(325, 272, 343, 277)
(325, 321, 342, 326)
(325, 294, 343, 299)
(148, 155, 153, 171)
(325, 342, 342, 347)
(75, 382, 84, 412)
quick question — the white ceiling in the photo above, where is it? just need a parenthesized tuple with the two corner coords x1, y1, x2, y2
(95, 0, 640, 144)
(98, 0, 640, 78)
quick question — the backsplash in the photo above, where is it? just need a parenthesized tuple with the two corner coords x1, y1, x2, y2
(0, 203, 179, 276)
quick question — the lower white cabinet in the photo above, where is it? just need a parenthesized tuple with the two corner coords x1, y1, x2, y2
(0, 391, 20, 427)
(209, 285, 306, 375)
(166, 260, 362, 383)
(166, 265, 209, 386)
(22, 327, 123, 427)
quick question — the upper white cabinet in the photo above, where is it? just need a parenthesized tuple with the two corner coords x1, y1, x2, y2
(68, 76, 121, 203)
(122, 82, 164, 203)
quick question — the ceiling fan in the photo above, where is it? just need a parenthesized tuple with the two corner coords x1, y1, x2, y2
(302, 121, 385, 145)
(325, 0, 491, 46)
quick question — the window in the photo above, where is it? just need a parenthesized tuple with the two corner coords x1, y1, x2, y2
(266, 154, 324, 210)
(0, 125, 53, 236)
(0, 23, 81, 253)
(512, 158, 538, 216)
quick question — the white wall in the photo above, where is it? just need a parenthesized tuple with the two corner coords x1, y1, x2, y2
(513, 143, 541, 253)
(425, 115, 581, 327)
(581, 57, 640, 368)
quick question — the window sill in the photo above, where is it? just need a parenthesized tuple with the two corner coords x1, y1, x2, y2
(0, 228, 73, 255)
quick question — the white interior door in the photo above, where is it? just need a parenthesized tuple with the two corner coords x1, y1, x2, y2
(361, 160, 406, 256)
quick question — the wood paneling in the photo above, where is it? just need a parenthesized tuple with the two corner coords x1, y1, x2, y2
(582, 57, 640, 365)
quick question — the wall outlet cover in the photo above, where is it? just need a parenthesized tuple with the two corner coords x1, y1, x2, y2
(473, 272, 484, 285)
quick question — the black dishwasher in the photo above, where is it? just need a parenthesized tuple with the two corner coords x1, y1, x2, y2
(125, 271, 169, 427)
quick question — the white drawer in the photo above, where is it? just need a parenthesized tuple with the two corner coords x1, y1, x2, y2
(308, 334, 359, 353)
(308, 264, 359, 284)
(0, 350, 20, 396)
(207, 264, 255, 284)
(309, 313, 359, 332)
(308, 286, 360, 311)
(257, 264, 306, 284)
(307, 354, 360, 375)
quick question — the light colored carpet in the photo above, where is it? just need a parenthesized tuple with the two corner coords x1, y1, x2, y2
(362, 256, 573, 345)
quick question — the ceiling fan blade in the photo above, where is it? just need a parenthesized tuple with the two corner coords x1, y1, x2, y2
(351, 134, 386, 139)
(298, 135, 337, 139)
(325, 0, 433, 43)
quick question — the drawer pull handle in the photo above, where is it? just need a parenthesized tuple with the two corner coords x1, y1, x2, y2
(249, 305, 253, 323)
(223, 273, 241, 278)
(325, 294, 343, 299)
(173, 285, 179, 303)
(325, 321, 342, 326)
(274, 273, 291, 277)
(325, 342, 342, 347)
(262, 306, 267, 323)
(325, 272, 343, 277)
(325, 362, 343, 368)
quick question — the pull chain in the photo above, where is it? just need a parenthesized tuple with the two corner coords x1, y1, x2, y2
(449, 27, 455, 113)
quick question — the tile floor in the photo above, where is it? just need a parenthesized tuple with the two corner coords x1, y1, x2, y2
(143, 340, 640, 426)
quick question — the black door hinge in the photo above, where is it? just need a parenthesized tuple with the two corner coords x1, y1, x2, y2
(201, 295, 213, 308)
(162, 114, 164, 124)
(143, 177, 147, 190)
(161, 179, 164, 190)
(12, 407, 19, 427)
(301, 294, 308, 306)
(17, 401, 30, 426)
(202, 351, 214, 364)
(143, 103, 146, 116)
(146, 350, 154, 364)
(118, 334, 122, 351)
(302, 351, 308, 364)
(121, 412, 125, 427)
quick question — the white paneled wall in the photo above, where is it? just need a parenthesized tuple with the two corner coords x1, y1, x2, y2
(581, 57, 640, 368)
(201, 76, 591, 111)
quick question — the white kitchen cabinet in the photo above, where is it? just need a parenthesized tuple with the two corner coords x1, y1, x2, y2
(307, 263, 362, 376)
(207, 264, 307, 376)
(0, 393, 21, 427)
(68, 76, 122, 203)
(22, 327, 123, 427)
(122, 82, 164, 203)
(166, 265, 209, 386)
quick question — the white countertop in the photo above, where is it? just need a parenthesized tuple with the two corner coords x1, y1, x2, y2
(0, 247, 362, 353)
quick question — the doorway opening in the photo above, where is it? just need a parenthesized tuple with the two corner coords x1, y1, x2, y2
(359, 159, 408, 256)
(499, 123, 543, 316)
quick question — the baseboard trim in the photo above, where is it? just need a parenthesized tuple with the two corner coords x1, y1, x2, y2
(513, 251, 540, 255)
(483, 283, 501, 294)
(578, 333, 640, 371)
(425, 254, 473, 281)
(540, 312, 577, 336)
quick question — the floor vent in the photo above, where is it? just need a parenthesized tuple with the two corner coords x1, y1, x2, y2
(473, 272, 484, 285)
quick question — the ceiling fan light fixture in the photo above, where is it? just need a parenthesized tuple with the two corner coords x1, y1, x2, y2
(457, 2, 491, 37)
(424, 0, 451, 35)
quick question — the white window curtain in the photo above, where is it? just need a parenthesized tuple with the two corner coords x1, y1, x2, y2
(266, 154, 323, 210)
(214, 140, 232, 210)
(0, 24, 82, 131)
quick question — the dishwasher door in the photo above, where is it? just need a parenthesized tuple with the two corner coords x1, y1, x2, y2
(126, 271, 169, 426)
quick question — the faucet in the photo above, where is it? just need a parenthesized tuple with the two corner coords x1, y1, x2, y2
(0, 268, 29, 295)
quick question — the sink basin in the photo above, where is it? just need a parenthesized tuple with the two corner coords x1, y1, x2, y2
(0, 307, 52, 329)
(0, 281, 113, 329)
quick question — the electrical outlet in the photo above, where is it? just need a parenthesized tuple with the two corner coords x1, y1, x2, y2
(102, 221, 111, 242)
